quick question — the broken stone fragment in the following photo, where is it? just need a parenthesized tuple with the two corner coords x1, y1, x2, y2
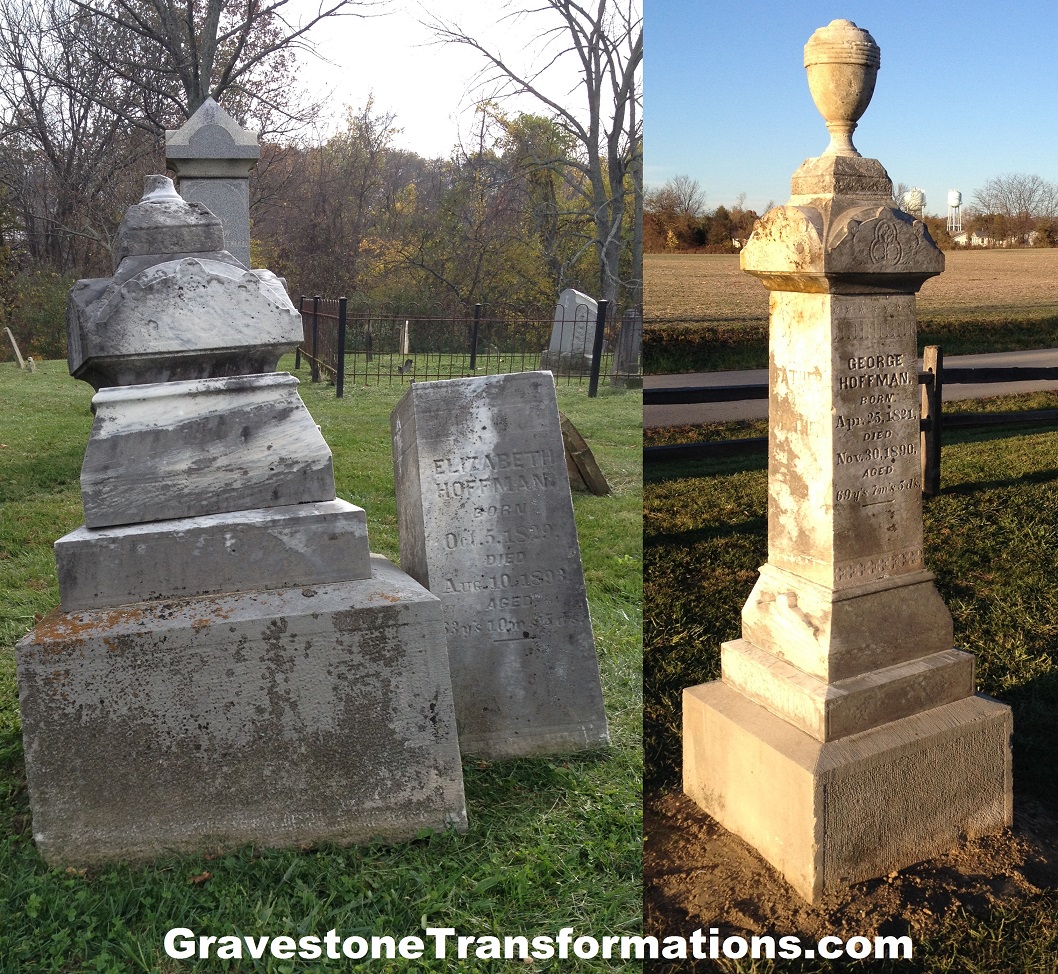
(67, 176, 301, 390)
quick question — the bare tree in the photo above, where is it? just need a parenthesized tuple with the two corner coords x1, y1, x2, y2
(972, 172, 1058, 244)
(647, 174, 704, 220)
(0, 0, 387, 275)
(427, 0, 642, 310)
(54, 0, 387, 136)
(0, 0, 161, 271)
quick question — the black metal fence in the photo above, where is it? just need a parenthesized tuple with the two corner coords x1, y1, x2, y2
(293, 296, 643, 395)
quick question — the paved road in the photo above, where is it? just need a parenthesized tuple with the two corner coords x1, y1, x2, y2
(644, 347, 1058, 428)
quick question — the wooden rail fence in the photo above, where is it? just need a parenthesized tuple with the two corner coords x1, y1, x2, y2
(645, 345, 1058, 495)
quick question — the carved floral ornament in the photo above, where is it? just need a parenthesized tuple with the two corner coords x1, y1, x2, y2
(741, 203, 943, 290)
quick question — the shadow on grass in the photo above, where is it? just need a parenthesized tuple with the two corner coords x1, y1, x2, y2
(646, 516, 767, 552)
(933, 463, 1058, 500)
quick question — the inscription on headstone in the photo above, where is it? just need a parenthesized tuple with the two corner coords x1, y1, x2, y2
(392, 371, 609, 759)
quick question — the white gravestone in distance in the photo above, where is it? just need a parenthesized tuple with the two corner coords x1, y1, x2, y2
(392, 371, 609, 759)
(682, 19, 1012, 902)
(541, 288, 598, 372)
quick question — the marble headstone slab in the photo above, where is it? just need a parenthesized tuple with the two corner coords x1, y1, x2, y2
(610, 309, 642, 383)
(543, 288, 598, 370)
(392, 371, 609, 759)
(166, 99, 260, 268)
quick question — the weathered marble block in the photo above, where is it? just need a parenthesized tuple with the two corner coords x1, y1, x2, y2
(56, 499, 370, 611)
(391, 371, 609, 759)
(113, 191, 224, 264)
(68, 257, 301, 389)
(16, 556, 467, 867)
(80, 373, 335, 528)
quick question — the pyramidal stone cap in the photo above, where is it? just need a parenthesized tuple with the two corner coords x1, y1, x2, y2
(166, 97, 260, 178)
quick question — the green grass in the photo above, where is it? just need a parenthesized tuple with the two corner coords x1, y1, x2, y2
(0, 358, 642, 972)
(644, 400, 1058, 971)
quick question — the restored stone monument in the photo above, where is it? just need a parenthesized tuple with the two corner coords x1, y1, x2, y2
(540, 288, 598, 372)
(166, 98, 259, 268)
(682, 21, 1012, 901)
(391, 372, 609, 759)
(16, 176, 467, 866)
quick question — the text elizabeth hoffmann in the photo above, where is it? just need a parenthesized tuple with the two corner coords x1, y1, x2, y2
(162, 926, 914, 962)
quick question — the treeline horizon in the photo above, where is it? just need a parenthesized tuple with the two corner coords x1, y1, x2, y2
(646, 172, 1058, 254)
(0, 0, 641, 362)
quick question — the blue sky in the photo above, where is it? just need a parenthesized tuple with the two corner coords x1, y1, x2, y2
(645, 2, 1058, 216)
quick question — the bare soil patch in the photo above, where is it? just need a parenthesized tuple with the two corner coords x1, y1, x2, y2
(645, 254, 765, 325)
(919, 248, 1058, 317)
(646, 788, 1058, 970)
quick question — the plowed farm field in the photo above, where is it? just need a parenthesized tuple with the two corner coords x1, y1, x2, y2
(645, 248, 1058, 371)
(646, 248, 1058, 322)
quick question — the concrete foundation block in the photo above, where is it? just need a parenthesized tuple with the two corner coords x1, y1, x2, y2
(683, 681, 1012, 901)
(16, 555, 467, 867)
(55, 500, 371, 611)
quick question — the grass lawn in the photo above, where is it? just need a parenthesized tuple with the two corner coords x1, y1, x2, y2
(0, 357, 642, 972)
(644, 407, 1058, 970)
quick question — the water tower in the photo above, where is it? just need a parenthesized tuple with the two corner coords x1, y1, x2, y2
(901, 187, 925, 218)
(947, 189, 962, 233)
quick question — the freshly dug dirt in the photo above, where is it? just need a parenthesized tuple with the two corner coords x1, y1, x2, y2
(645, 787, 1058, 968)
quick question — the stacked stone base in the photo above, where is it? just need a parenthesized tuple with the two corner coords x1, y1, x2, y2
(17, 556, 467, 868)
(683, 680, 1012, 902)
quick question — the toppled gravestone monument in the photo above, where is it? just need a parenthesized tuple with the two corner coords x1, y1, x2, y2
(540, 288, 598, 373)
(391, 371, 609, 759)
(681, 20, 1012, 902)
(16, 176, 467, 867)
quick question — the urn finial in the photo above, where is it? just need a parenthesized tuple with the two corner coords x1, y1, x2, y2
(803, 19, 880, 157)
(140, 174, 183, 204)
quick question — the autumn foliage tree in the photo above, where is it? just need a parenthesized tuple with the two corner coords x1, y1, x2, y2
(428, 0, 642, 310)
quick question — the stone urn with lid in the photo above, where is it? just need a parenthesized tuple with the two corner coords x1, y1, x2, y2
(803, 18, 880, 157)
